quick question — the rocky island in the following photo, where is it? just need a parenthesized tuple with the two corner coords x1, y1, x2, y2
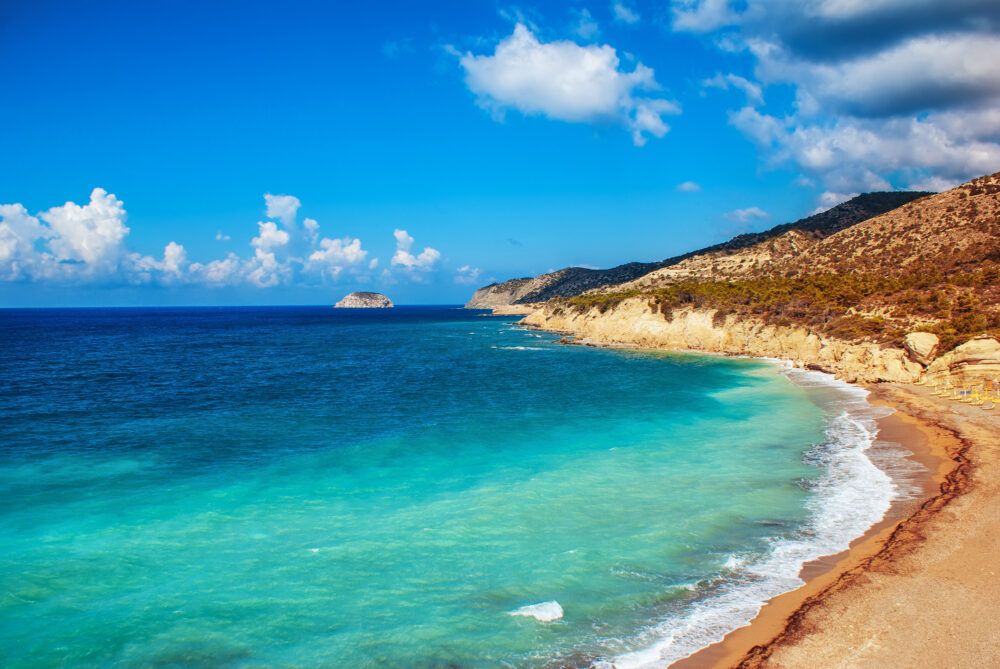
(334, 292, 394, 308)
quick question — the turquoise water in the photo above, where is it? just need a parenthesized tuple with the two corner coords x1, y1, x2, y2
(0, 307, 894, 667)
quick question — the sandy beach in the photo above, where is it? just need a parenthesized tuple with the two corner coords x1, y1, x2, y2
(673, 382, 1000, 668)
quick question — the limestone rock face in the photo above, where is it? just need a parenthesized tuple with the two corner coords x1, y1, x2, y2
(519, 298, 925, 384)
(925, 337, 1000, 384)
(334, 292, 394, 308)
(904, 332, 940, 366)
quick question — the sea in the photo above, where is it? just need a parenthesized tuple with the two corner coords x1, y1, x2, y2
(0, 306, 915, 668)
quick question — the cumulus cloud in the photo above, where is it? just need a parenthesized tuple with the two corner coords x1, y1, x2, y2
(263, 194, 301, 226)
(612, 2, 640, 24)
(0, 190, 387, 289)
(307, 237, 368, 280)
(458, 24, 680, 145)
(0, 188, 132, 282)
(724, 206, 770, 223)
(454, 265, 482, 284)
(41, 188, 130, 276)
(188, 253, 243, 286)
(126, 241, 189, 284)
(215, 231, 231, 241)
(391, 228, 441, 273)
(669, 0, 1000, 198)
(676, 181, 702, 192)
(0, 203, 50, 280)
(251, 220, 290, 253)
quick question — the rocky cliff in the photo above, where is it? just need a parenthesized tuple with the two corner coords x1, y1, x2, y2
(521, 297, 1000, 388)
(520, 298, 926, 384)
(334, 292, 394, 308)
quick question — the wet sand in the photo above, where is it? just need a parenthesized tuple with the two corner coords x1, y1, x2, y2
(672, 383, 1000, 668)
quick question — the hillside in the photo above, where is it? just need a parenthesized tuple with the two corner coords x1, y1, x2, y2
(465, 262, 669, 308)
(465, 191, 930, 308)
(575, 172, 1000, 352)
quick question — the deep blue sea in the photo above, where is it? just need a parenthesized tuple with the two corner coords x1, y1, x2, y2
(0, 306, 902, 667)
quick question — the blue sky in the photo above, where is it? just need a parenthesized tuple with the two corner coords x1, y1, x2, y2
(2, 0, 999, 305)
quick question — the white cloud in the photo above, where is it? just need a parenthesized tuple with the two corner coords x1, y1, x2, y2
(126, 242, 189, 284)
(676, 181, 701, 192)
(907, 175, 963, 192)
(246, 248, 289, 288)
(724, 206, 770, 223)
(728, 104, 1000, 193)
(454, 265, 482, 284)
(0, 190, 383, 289)
(41, 187, 130, 276)
(811, 191, 859, 214)
(752, 33, 1000, 118)
(0, 188, 132, 282)
(391, 228, 441, 273)
(302, 218, 319, 246)
(251, 220, 290, 253)
(670, 1, 1000, 199)
(612, 2, 640, 24)
(458, 24, 680, 145)
(702, 72, 764, 105)
(307, 237, 368, 279)
(0, 203, 50, 280)
(670, 0, 741, 33)
(393, 228, 414, 253)
(188, 253, 242, 286)
(264, 194, 301, 226)
(215, 231, 231, 241)
(571, 8, 600, 40)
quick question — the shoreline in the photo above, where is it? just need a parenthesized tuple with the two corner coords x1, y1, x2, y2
(722, 383, 998, 668)
(670, 388, 960, 668)
(519, 319, 996, 667)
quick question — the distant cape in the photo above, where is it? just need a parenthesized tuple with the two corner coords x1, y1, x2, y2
(334, 292, 394, 308)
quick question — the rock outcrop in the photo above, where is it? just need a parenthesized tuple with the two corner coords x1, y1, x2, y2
(334, 292, 394, 308)
(520, 298, 925, 384)
(904, 332, 940, 366)
(925, 337, 1000, 384)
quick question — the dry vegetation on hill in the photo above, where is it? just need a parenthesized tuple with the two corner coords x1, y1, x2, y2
(466, 191, 930, 308)
(575, 173, 1000, 353)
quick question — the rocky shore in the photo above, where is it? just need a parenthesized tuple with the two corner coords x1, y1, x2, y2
(518, 297, 1000, 387)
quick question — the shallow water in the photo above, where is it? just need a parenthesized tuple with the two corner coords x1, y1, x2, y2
(0, 307, 894, 667)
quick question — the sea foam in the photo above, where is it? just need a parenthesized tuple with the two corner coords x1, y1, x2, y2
(509, 601, 564, 622)
(611, 365, 914, 668)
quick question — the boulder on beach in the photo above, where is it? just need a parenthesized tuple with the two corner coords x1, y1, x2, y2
(334, 292, 394, 308)
(904, 332, 940, 366)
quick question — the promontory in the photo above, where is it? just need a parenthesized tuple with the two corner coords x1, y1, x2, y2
(334, 292, 394, 308)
